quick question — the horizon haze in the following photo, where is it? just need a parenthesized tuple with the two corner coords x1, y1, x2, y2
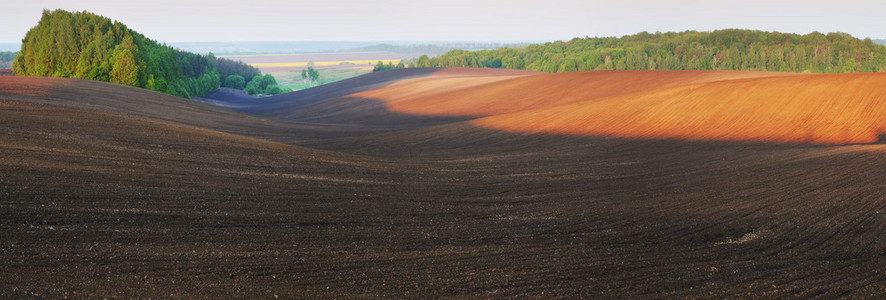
(2, 0, 885, 45)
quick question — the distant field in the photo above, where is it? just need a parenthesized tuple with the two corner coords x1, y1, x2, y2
(252, 59, 401, 68)
(221, 52, 419, 72)
(270, 67, 373, 90)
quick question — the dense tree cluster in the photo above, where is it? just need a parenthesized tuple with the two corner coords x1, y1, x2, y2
(11, 9, 260, 97)
(216, 57, 261, 88)
(372, 60, 405, 72)
(411, 30, 886, 73)
(0, 51, 17, 69)
(223, 74, 246, 90)
(244, 74, 289, 95)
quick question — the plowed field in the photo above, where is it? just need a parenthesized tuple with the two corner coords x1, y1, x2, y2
(1, 68, 884, 298)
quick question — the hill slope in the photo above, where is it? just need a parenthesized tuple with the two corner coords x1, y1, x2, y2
(2, 69, 885, 297)
(212, 68, 537, 128)
(351, 70, 793, 117)
(0, 72, 347, 143)
(323, 69, 885, 145)
(471, 72, 886, 144)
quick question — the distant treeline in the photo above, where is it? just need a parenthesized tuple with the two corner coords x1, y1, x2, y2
(372, 60, 405, 72)
(411, 30, 886, 73)
(12, 9, 262, 98)
(0, 51, 16, 69)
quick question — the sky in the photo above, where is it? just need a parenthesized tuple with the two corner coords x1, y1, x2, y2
(2, 0, 885, 44)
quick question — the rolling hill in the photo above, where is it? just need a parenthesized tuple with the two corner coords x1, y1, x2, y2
(1, 68, 885, 298)
(214, 68, 886, 145)
(473, 72, 886, 144)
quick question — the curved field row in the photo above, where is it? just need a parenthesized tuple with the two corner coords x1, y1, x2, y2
(470, 72, 886, 144)
(354, 70, 796, 117)
(342, 70, 886, 145)
(2, 69, 885, 298)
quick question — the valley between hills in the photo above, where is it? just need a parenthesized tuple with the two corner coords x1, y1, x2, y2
(2, 67, 885, 297)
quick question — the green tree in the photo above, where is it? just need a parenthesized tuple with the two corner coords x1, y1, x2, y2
(244, 73, 286, 95)
(216, 57, 260, 87)
(301, 67, 320, 85)
(373, 61, 386, 72)
(482, 58, 502, 68)
(153, 77, 168, 93)
(308, 67, 319, 83)
(414, 55, 430, 67)
(372, 61, 405, 72)
(224, 74, 245, 89)
(266, 84, 282, 95)
(109, 47, 138, 86)
(244, 83, 257, 95)
(195, 71, 220, 95)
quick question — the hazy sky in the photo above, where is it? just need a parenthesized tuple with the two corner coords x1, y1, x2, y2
(2, 0, 884, 43)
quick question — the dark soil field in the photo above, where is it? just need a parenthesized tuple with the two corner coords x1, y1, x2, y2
(1, 68, 885, 298)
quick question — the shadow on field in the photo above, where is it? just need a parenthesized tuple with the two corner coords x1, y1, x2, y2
(2, 70, 885, 298)
(3, 102, 884, 298)
(234, 68, 443, 115)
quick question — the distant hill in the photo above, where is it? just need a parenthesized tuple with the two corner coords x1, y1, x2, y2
(170, 41, 380, 55)
(414, 30, 886, 73)
(874, 39, 886, 45)
(342, 43, 529, 56)
(342, 44, 453, 55)
(12, 9, 261, 98)
(169, 41, 532, 56)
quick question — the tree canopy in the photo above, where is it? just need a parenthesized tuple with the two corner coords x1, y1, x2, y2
(372, 60, 405, 72)
(244, 74, 290, 96)
(216, 57, 261, 88)
(223, 74, 245, 90)
(11, 9, 259, 98)
(300, 67, 320, 86)
(412, 30, 886, 73)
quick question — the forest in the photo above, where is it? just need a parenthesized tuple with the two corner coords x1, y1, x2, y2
(11, 9, 267, 98)
(411, 30, 886, 73)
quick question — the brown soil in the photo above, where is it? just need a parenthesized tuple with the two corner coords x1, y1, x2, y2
(354, 70, 794, 117)
(1, 69, 884, 298)
(473, 72, 886, 144)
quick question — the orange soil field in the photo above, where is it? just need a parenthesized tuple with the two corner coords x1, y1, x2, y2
(353, 70, 795, 117)
(346, 70, 886, 145)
